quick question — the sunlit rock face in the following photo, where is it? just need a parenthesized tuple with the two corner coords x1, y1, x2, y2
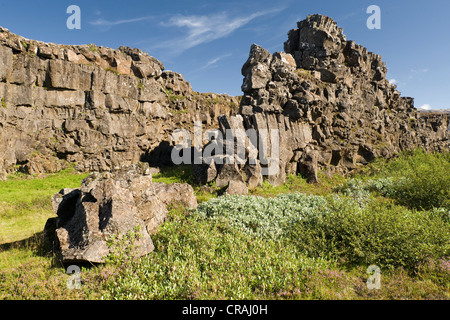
(0, 26, 239, 178)
(198, 14, 448, 187)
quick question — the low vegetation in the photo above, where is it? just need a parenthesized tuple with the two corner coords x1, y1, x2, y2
(0, 149, 449, 299)
(165, 88, 186, 102)
(0, 167, 89, 244)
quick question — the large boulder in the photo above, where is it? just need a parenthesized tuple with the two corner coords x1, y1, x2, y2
(44, 163, 197, 264)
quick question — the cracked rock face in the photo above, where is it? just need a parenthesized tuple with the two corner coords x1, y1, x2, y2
(44, 164, 197, 264)
(194, 14, 448, 188)
(0, 26, 240, 179)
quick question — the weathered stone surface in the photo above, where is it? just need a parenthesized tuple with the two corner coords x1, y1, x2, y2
(0, 45, 13, 81)
(0, 27, 240, 177)
(197, 14, 448, 189)
(193, 160, 218, 185)
(215, 160, 244, 188)
(226, 179, 248, 195)
(0, 16, 448, 189)
(43, 164, 198, 264)
(243, 160, 263, 189)
(298, 150, 319, 183)
(151, 182, 198, 210)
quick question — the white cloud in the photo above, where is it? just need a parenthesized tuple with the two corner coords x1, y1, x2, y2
(90, 16, 154, 28)
(389, 79, 397, 84)
(419, 104, 432, 110)
(89, 8, 284, 55)
(203, 53, 232, 69)
(155, 8, 284, 55)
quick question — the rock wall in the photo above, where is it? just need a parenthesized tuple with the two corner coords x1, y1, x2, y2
(1, 16, 448, 186)
(0, 26, 239, 179)
(196, 14, 448, 189)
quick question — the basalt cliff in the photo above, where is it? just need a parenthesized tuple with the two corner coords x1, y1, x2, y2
(0, 14, 449, 188)
(0, 27, 239, 179)
(194, 14, 449, 191)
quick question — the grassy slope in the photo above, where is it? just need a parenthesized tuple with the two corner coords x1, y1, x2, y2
(0, 168, 89, 244)
(0, 150, 449, 299)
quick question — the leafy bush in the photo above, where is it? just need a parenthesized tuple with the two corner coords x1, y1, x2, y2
(334, 177, 401, 202)
(193, 193, 329, 239)
(97, 217, 327, 300)
(363, 149, 450, 210)
(195, 187, 450, 271)
(288, 197, 450, 271)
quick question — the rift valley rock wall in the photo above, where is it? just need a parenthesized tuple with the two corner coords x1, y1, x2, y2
(0, 15, 448, 187)
(196, 15, 448, 189)
(0, 27, 239, 179)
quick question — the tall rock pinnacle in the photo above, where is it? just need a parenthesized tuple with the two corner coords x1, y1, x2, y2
(195, 14, 448, 188)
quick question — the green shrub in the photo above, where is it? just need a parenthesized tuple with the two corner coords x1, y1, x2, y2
(288, 197, 450, 271)
(97, 217, 327, 300)
(165, 88, 185, 102)
(193, 193, 329, 239)
(362, 149, 450, 210)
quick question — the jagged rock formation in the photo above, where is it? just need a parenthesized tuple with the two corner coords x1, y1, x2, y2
(1, 15, 448, 188)
(195, 14, 448, 188)
(0, 27, 239, 179)
(44, 163, 197, 264)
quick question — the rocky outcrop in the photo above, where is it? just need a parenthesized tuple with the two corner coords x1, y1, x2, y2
(194, 14, 449, 187)
(0, 26, 239, 179)
(43, 163, 197, 264)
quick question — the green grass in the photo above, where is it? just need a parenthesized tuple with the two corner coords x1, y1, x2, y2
(0, 167, 89, 244)
(1, 208, 448, 300)
(0, 151, 449, 300)
(152, 165, 216, 203)
(88, 44, 99, 52)
(249, 172, 346, 198)
(151, 166, 190, 185)
(105, 67, 120, 76)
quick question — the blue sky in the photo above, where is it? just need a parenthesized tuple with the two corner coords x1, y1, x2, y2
(0, 0, 449, 109)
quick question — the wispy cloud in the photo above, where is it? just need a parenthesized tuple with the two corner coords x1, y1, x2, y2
(337, 10, 363, 22)
(410, 68, 429, 73)
(89, 8, 285, 55)
(388, 78, 407, 87)
(89, 16, 154, 29)
(155, 8, 285, 55)
(204, 53, 232, 69)
(192, 53, 232, 73)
